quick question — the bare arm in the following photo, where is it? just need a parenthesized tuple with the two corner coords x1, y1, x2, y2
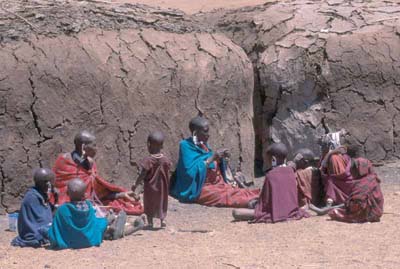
(131, 168, 147, 200)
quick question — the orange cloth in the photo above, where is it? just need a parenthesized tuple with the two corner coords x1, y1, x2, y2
(52, 154, 143, 215)
(296, 167, 323, 207)
(328, 154, 347, 175)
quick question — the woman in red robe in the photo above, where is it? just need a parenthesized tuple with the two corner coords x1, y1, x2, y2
(329, 157, 384, 223)
(52, 131, 143, 215)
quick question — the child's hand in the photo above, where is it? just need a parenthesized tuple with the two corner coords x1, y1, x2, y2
(127, 191, 140, 201)
(116, 192, 137, 202)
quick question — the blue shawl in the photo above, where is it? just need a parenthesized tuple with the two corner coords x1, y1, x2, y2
(170, 138, 228, 202)
(48, 200, 107, 249)
(11, 187, 52, 248)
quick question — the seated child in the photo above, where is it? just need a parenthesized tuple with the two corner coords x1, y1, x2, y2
(131, 131, 172, 228)
(48, 178, 145, 249)
(11, 168, 55, 248)
(232, 143, 309, 223)
(288, 148, 324, 207)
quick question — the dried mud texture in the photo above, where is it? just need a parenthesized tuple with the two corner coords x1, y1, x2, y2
(0, 2, 254, 212)
(199, 0, 400, 162)
(0, 0, 208, 42)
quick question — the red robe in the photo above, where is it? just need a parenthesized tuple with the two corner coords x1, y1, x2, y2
(139, 154, 171, 220)
(296, 167, 324, 207)
(253, 166, 309, 223)
(52, 154, 143, 215)
(329, 158, 384, 223)
(322, 154, 354, 204)
(195, 144, 260, 208)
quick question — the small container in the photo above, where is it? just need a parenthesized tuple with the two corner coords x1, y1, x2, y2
(7, 212, 19, 232)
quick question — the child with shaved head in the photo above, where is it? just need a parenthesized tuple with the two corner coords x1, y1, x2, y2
(232, 143, 309, 223)
(289, 148, 324, 207)
(49, 178, 144, 249)
(132, 131, 172, 228)
(11, 168, 55, 248)
(48, 178, 109, 249)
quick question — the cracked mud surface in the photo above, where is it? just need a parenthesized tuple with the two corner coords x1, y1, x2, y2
(1, 0, 400, 211)
(197, 0, 400, 163)
(0, 1, 255, 212)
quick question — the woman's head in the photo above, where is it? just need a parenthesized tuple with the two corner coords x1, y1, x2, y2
(74, 130, 97, 157)
(189, 116, 210, 143)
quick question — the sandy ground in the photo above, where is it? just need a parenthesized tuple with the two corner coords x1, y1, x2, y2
(92, 0, 269, 14)
(0, 162, 399, 269)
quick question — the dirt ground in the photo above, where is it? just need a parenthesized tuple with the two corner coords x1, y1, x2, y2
(102, 0, 269, 14)
(0, 162, 399, 269)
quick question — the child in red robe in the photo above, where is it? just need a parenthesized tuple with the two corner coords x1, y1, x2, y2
(132, 131, 172, 228)
(232, 143, 309, 223)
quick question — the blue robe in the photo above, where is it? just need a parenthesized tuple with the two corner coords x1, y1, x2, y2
(11, 187, 53, 248)
(170, 138, 228, 202)
(48, 200, 108, 249)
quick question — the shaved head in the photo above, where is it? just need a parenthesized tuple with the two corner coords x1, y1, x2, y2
(293, 148, 315, 169)
(33, 168, 55, 193)
(74, 130, 96, 146)
(148, 131, 165, 145)
(266, 143, 289, 159)
(33, 168, 55, 184)
(67, 178, 87, 201)
(189, 116, 209, 133)
(147, 131, 165, 154)
(295, 148, 315, 161)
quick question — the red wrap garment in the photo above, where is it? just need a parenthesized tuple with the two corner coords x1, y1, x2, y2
(195, 144, 260, 208)
(52, 154, 143, 215)
(139, 154, 171, 220)
(296, 167, 324, 207)
(322, 154, 355, 204)
(329, 158, 384, 223)
(253, 166, 309, 223)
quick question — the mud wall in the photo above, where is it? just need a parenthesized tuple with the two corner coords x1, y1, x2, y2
(1, 0, 400, 211)
(201, 0, 400, 162)
(0, 28, 254, 212)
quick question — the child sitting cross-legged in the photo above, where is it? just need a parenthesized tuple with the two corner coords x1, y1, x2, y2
(48, 178, 145, 249)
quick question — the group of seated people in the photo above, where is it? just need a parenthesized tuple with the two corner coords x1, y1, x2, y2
(10, 115, 384, 250)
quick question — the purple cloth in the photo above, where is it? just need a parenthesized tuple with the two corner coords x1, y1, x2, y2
(323, 154, 355, 204)
(253, 166, 309, 223)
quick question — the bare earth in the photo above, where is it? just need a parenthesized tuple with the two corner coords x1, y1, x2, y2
(107, 0, 269, 14)
(0, 162, 399, 269)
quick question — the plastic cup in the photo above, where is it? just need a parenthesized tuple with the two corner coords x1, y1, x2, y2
(7, 212, 18, 232)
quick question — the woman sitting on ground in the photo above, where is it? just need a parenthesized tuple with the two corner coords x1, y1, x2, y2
(52, 130, 143, 215)
(170, 116, 259, 208)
